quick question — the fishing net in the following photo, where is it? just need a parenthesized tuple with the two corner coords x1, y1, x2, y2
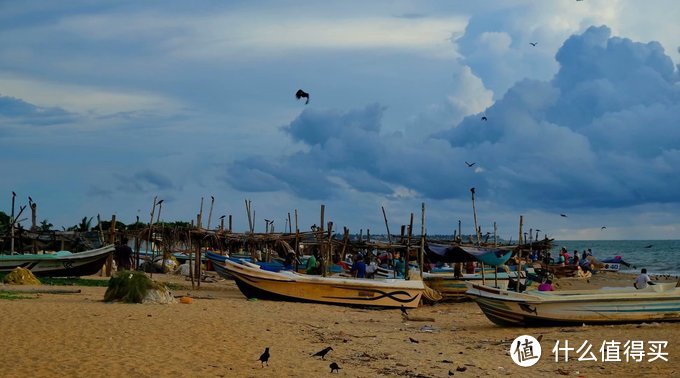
(104, 270, 175, 304)
(3, 267, 41, 285)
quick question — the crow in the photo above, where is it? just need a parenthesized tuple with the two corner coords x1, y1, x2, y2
(529, 42, 537, 46)
(481, 116, 487, 121)
(312, 346, 333, 360)
(400, 305, 409, 317)
(409, 337, 419, 343)
(560, 214, 567, 217)
(601, 226, 606, 230)
(258, 347, 270, 367)
(329, 362, 341, 373)
(295, 89, 310, 104)
(465, 161, 476, 167)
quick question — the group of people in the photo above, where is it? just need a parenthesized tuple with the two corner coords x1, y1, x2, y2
(299, 249, 406, 279)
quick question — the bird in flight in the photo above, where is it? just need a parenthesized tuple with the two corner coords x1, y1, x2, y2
(312, 346, 333, 360)
(258, 347, 270, 367)
(601, 226, 606, 230)
(560, 214, 567, 217)
(481, 116, 488, 121)
(644, 244, 653, 249)
(295, 89, 310, 104)
(529, 42, 537, 46)
(465, 161, 476, 167)
(329, 362, 341, 373)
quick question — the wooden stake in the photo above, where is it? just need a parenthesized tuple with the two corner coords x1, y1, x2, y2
(105, 215, 116, 276)
(406, 213, 413, 279)
(147, 196, 157, 278)
(419, 203, 425, 279)
(207, 196, 215, 230)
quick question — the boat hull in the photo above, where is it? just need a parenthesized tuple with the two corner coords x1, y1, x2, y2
(0, 245, 115, 277)
(466, 283, 680, 326)
(221, 259, 424, 308)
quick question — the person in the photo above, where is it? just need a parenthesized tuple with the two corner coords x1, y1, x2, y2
(332, 253, 350, 271)
(538, 279, 554, 291)
(350, 254, 367, 278)
(393, 256, 406, 278)
(582, 250, 588, 260)
(306, 251, 319, 275)
(634, 268, 655, 289)
(283, 252, 296, 270)
(114, 237, 133, 271)
(572, 254, 580, 266)
(557, 252, 565, 266)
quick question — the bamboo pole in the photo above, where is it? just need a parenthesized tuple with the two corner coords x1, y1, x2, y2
(288, 212, 292, 234)
(198, 197, 204, 229)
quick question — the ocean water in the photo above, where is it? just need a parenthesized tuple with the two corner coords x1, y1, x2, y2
(552, 240, 680, 276)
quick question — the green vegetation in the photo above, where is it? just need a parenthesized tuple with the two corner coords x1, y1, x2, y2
(40, 277, 110, 287)
(0, 291, 35, 300)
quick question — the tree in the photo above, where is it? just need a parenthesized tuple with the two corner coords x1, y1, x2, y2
(0, 211, 9, 234)
(39, 219, 53, 232)
(68, 216, 93, 232)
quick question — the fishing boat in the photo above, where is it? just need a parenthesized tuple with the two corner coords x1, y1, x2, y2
(0, 245, 115, 277)
(423, 271, 530, 300)
(219, 258, 425, 308)
(465, 282, 680, 326)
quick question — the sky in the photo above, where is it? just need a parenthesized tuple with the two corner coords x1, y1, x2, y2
(1, 1, 679, 241)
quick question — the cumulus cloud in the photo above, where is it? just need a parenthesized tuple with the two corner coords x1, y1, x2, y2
(228, 25, 680, 214)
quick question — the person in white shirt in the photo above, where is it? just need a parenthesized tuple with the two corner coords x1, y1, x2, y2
(634, 268, 655, 289)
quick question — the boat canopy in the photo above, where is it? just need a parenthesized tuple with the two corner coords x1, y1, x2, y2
(425, 243, 513, 266)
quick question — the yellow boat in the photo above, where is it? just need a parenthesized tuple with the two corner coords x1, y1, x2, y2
(221, 258, 424, 308)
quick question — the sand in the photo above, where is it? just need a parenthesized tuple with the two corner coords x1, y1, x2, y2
(1, 272, 679, 378)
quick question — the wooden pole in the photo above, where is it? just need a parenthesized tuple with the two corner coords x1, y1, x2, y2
(324, 222, 333, 277)
(419, 203, 425, 279)
(381, 206, 393, 246)
(494, 222, 498, 247)
(147, 196, 157, 278)
(319, 204, 325, 233)
(207, 196, 214, 230)
(105, 215, 116, 276)
(470, 188, 485, 284)
(458, 220, 462, 242)
(198, 197, 204, 229)
(406, 213, 413, 279)
(10, 191, 16, 254)
(228, 215, 232, 233)
(288, 212, 292, 234)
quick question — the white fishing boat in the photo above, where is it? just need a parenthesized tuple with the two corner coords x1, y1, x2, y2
(465, 282, 680, 326)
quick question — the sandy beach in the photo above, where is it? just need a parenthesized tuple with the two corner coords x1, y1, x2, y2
(1, 272, 678, 378)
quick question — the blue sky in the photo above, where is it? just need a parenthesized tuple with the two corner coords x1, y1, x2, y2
(1, 1, 679, 240)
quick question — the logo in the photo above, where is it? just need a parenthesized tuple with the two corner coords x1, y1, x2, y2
(510, 335, 542, 367)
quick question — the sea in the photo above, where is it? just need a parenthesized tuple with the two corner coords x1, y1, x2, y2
(551, 240, 680, 276)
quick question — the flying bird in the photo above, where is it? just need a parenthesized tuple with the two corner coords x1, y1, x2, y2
(258, 347, 270, 367)
(601, 226, 607, 230)
(465, 161, 476, 167)
(295, 89, 310, 104)
(644, 244, 653, 249)
(329, 362, 341, 373)
(560, 214, 567, 217)
(529, 42, 537, 46)
(481, 116, 487, 121)
(312, 346, 333, 360)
